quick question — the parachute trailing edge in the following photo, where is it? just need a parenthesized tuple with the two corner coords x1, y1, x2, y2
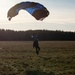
(7, 1, 49, 21)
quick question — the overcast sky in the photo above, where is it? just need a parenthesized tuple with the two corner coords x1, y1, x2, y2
(0, 0, 75, 31)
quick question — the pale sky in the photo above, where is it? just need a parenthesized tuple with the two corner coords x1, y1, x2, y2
(0, 0, 75, 31)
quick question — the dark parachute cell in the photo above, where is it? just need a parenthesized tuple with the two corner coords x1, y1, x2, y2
(7, 1, 49, 21)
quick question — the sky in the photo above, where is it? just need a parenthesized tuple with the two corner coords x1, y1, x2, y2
(0, 0, 75, 31)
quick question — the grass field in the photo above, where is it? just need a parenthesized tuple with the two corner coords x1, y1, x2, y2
(0, 41, 75, 75)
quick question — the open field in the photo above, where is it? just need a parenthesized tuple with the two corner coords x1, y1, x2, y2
(0, 41, 75, 75)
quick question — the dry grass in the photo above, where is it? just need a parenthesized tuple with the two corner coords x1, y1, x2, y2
(0, 41, 75, 75)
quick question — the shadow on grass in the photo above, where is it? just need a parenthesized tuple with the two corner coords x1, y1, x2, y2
(26, 71, 55, 75)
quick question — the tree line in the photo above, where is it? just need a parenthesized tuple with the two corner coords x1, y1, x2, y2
(0, 29, 75, 41)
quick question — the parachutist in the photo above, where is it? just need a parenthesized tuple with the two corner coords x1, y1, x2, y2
(33, 36, 40, 55)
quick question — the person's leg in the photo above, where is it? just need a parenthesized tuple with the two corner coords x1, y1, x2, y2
(37, 47, 40, 55)
(38, 46, 40, 50)
(36, 47, 39, 55)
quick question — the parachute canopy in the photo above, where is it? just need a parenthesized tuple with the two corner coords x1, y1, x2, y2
(7, 1, 49, 21)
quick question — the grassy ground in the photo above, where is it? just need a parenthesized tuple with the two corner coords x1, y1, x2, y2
(0, 41, 75, 75)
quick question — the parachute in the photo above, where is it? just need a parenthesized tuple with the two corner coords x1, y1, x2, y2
(7, 1, 49, 21)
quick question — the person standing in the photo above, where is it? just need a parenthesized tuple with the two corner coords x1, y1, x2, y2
(33, 36, 40, 55)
